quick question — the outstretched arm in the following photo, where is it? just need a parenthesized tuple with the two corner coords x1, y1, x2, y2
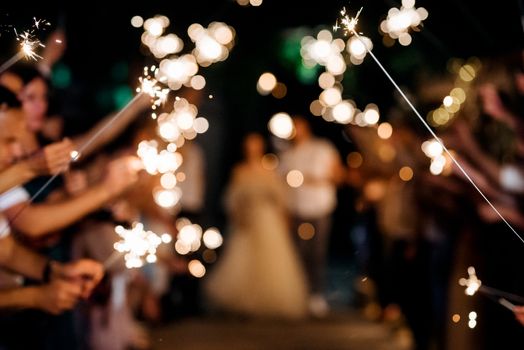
(3, 156, 139, 238)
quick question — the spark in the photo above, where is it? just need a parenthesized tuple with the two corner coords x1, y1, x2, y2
(0, 32, 43, 74)
(459, 266, 481, 296)
(32, 17, 50, 30)
(16, 30, 45, 60)
(137, 66, 170, 113)
(338, 6, 363, 35)
(334, 6, 524, 244)
(459, 266, 522, 312)
(108, 222, 169, 269)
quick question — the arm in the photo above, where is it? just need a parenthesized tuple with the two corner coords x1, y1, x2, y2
(0, 233, 103, 298)
(0, 282, 81, 314)
(0, 162, 37, 194)
(3, 156, 139, 238)
(0, 234, 47, 280)
(4, 184, 112, 238)
(478, 202, 524, 230)
(452, 121, 502, 187)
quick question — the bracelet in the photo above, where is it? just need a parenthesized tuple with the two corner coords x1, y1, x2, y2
(42, 260, 53, 283)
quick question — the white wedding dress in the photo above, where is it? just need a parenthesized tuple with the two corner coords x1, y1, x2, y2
(204, 166, 308, 319)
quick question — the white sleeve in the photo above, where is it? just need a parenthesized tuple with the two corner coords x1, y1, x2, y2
(499, 165, 524, 194)
(0, 186, 30, 211)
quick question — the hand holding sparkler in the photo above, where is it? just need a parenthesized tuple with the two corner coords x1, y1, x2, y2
(70, 66, 169, 161)
(48, 259, 105, 299)
(26, 138, 74, 176)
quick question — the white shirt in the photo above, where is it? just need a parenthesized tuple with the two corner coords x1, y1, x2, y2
(280, 138, 338, 219)
(0, 186, 29, 211)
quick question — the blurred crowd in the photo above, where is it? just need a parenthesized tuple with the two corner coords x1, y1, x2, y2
(0, 25, 523, 350)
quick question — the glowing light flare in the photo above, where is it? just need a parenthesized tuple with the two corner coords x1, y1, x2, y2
(336, 6, 363, 35)
(188, 260, 206, 278)
(298, 222, 315, 240)
(153, 187, 182, 208)
(131, 16, 144, 28)
(177, 223, 202, 252)
(421, 140, 443, 158)
(137, 66, 170, 111)
(189, 22, 236, 66)
(113, 222, 166, 269)
(332, 101, 355, 124)
(377, 122, 393, 139)
(161, 233, 173, 243)
(320, 87, 342, 107)
(363, 105, 380, 125)
(310, 100, 325, 117)
(261, 153, 279, 170)
(190, 75, 206, 90)
(193, 117, 209, 134)
(144, 16, 169, 37)
(459, 266, 482, 296)
(399, 166, 413, 181)
(347, 35, 372, 61)
(70, 150, 80, 162)
(287, 170, 304, 188)
(203, 228, 223, 249)
(301, 31, 345, 72)
(318, 72, 336, 89)
(377, 1, 428, 46)
(268, 113, 294, 139)
(160, 172, 177, 189)
(137, 140, 160, 174)
(257, 72, 277, 95)
(347, 152, 363, 168)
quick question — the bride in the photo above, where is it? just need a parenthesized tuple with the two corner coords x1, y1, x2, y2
(204, 133, 308, 319)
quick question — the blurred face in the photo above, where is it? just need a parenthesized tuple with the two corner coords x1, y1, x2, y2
(18, 77, 48, 133)
(244, 134, 265, 159)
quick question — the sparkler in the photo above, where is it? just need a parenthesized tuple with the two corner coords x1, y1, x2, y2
(0, 66, 170, 238)
(0, 18, 50, 75)
(335, 7, 524, 244)
(103, 222, 172, 269)
(459, 266, 524, 312)
(71, 65, 168, 161)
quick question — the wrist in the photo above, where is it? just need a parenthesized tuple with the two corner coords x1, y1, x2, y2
(15, 161, 37, 181)
(43, 260, 62, 282)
